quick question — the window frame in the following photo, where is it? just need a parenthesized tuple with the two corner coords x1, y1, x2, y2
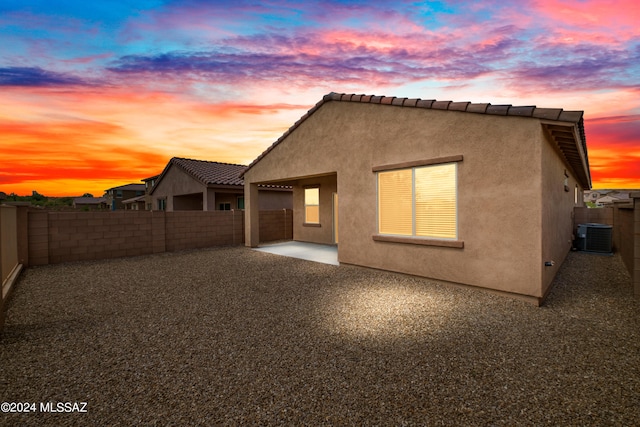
(373, 155, 464, 249)
(303, 186, 321, 226)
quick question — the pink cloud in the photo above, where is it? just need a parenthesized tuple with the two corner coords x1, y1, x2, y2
(532, 0, 639, 40)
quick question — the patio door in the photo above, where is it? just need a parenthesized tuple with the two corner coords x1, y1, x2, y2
(333, 193, 338, 244)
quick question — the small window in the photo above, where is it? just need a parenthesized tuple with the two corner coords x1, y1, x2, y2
(237, 197, 245, 209)
(575, 185, 579, 205)
(157, 199, 166, 211)
(304, 187, 320, 224)
(219, 203, 231, 211)
(116, 190, 123, 198)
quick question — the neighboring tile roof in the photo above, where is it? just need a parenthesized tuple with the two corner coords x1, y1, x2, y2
(243, 92, 591, 188)
(73, 197, 107, 205)
(173, 157, 246, 186)
(151, 157, 246, 194)
(122, 195, 146, 204)
(106, 183, 146, 192)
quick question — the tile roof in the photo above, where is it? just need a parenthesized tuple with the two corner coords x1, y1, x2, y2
(171, 157, 246, 186)
(122, 195, 146, 204)
(151, 157, 246, 194)
(73, 197, 107, 205)
(243, 92, 591, 188)
(105, 183, 146, 192)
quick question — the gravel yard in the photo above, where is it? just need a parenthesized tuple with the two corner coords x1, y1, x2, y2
(1, 247, 638, 426)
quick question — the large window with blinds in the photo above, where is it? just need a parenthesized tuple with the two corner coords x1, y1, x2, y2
(377, 163, 457, 239)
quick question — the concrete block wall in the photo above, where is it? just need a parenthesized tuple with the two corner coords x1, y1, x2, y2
(575, 195, 640, 299)
(617, 195, 640, 299)
(23, 209, 289, 266)
(45, 211, 156, 264)
(615, 205, 634, 274)
(0, 205, 18, 287)
(1, 204, 28, 331)
(633, 195, 640, 298)
(27, 211, 49, 266)
(259, 209, 293, 242)
(573, 206, 614, 228)
(165, 211, 244, 251)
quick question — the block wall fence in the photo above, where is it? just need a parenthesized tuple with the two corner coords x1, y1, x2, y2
(24, 209, 292, 266)
(574, 193, 640, 298)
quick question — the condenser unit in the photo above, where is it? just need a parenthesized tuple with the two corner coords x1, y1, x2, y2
(575, 223, 613, 254)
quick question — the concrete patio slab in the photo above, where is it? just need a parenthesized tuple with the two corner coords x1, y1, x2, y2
(253, 241, 339, 265)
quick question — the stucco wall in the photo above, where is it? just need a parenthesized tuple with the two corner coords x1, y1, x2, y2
(540, 129, 584, 296)
(245, 101, 580, 300)
(293, 176, 337, 245)
(152, 165, 205, 211)
(258, 190, 293, 210)
(152, 165, 251, 211)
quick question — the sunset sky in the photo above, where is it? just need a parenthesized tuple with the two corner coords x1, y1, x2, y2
(1, 0, 639, 197)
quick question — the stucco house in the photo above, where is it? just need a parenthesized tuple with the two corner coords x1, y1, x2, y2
(72, 197, 108, 210)
(122, 195, 146, 210)
(142, 174, 159, 210)
(150, 157, 292, 212)
(104, 184, 146, 211)
(243, 92, 591, 305)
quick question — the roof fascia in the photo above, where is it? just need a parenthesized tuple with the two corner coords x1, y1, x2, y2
(540, 119, 591, 189)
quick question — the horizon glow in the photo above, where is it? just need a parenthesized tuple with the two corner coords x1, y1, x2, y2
(1, 0, 639, 196)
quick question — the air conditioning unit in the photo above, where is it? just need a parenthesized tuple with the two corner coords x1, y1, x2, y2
(575, 223, 613, 254)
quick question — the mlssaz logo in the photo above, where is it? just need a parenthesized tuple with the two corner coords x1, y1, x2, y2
(40, 402, 88, 413)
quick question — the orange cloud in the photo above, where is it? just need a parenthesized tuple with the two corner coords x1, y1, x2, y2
(585, 115, 640, 189)
(0, 86, 306, 196)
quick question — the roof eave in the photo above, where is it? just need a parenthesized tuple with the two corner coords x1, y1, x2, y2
(242, 92, 592, 187)
(541, 119, 591, 189)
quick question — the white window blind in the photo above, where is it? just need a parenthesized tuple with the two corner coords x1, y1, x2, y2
(378, 169, 412, 235)
(378, 163, 457, 239)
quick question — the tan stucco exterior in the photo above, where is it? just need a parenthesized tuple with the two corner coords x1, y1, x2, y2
(151, 163, 238, 211)
(244, 98, 588, 304)
(152, 162, 292, 212)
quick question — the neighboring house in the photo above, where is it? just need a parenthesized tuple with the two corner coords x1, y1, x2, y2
(150, 157, 291, 211)
(584, 190, 603, 203)
(585, 190, 634, 206)
(0, 192, 6, 202)
(104, 184, 146, 211)
(243, 92, 591, 305)
(595, 195, 621, 206)
(122, 195, 146, 210)
(72, 197, 108, 210)
(142, 175, 160, 210)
